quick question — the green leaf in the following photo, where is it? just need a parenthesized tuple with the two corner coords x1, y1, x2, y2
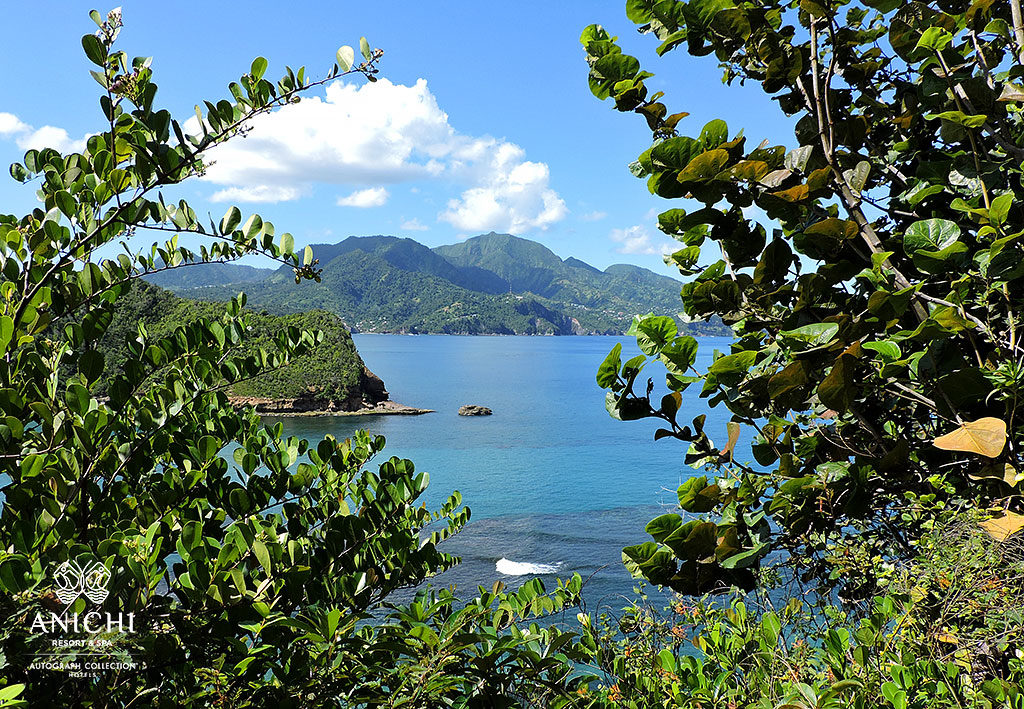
(250, 57, 268, 80)
(220, 206, 242, 234)
(861, 341, 901, 361)
(645, 513, 682, 542)
(927, 110, 987, 128)
(818, 354, 855, 413)
(78, 350, 104, 383)
(635, 316, 678, 355)
(596, 343, 622, 389)
(708, 350, 756, 375)
(360, 37, 372, 61)
(678, 149, 730, 182)
(253, 540, 271, 573)
(904, 218, 960, 253)
(845, 161, 871, 193)
(989, 193, 1013, 226)
(81, 33, 107, 66)
(916, 27, 953, 52)
(779, 323, 839, 347)
(280, 233, 295, 255)
(699, 119, 728, 148)
(590, 53, 640, 99)
(336, 46, 354, 72)
(660, 336, 698, 373)
(677, 476, 720, 513)
(0, 316, 14, 355)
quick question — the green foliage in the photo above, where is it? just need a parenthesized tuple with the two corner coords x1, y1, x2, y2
(579, 518, 1024, 708)
(0, 11, 592, 705)
(580, 590, 1024, 708)
(587, 0, 1024, 598)
(90, 280, 368, 405)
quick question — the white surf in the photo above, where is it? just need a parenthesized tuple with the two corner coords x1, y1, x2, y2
(495, 558, 562, 576)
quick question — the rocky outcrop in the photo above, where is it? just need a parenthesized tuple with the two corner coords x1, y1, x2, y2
(229, 366, 432, 416)
(458, 405, 493, 416)
(360, 366, 389, 404)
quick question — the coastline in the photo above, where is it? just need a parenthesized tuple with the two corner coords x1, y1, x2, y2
(257, 400, 434, 417)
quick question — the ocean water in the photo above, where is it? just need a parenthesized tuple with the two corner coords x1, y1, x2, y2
(272, 334, 745, 613)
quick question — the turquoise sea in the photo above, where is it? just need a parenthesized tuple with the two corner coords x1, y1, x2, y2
(270, 334, 744, 612)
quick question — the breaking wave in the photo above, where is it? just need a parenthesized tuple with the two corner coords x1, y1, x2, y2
(495, 558, 563, 576)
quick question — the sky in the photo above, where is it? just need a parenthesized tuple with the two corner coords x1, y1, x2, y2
(0, 1, 795, 276)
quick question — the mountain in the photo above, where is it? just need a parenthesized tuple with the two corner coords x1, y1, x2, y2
(143, 261, 275, 290)
(93, 281, 400, 414)
(148, 233, 729, 336)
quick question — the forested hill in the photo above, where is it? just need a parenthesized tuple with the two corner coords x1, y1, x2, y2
(95, 281, 391, 413)
(150, 232, 729, 335)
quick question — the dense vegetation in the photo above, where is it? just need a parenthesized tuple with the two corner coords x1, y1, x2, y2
(0, 14, 593, 706)
(92, 280, 372, 407)
(585, 0, 1024, 705)
(157, 233, 731, 335)
(5, 1, 1024, 707)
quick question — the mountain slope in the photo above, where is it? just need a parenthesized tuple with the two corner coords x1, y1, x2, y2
(164, 233, 729, 335)
(144, 261, 275, 291)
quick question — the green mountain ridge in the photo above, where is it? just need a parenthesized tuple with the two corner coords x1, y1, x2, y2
(148, 232, 729, 335)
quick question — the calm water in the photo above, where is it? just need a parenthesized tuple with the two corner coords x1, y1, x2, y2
(271, 335, 744, 612)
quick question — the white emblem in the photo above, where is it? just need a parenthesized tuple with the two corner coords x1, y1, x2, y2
(53, 560, 110, 605)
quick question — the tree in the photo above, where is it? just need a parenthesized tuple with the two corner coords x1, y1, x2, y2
(0, 10, 589, 706)
(586, 0, 1024, 686)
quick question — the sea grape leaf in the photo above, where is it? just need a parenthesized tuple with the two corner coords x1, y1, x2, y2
(597, 343, 623, 389)
(904, 218, 960, 253)
(980, 511, 1024, 542)
(969, 463, 1020, 487)
(933, 417, 1007, 458)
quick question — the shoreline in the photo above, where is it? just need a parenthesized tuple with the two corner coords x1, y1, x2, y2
(253, 400, 434, 418)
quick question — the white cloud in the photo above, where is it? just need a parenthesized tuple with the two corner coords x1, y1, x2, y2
(438, 142, 566, 233)
(0, 112, 29, 136)
(0, 111, 89, 153)
(211, 185, 306, 203)
(337, 186, 389, 208)
(193, 78, 566, 232)
(400, 218, 429, 231)
(610, 225, 674, 255)
(580, 210, 607, 222)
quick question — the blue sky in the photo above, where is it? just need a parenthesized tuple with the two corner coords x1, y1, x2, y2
(0, 1, 795, 275)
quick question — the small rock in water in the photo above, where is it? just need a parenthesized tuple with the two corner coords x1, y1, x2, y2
(458, 405, 492, 416)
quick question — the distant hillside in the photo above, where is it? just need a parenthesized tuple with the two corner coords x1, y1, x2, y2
(95, 281, 392, 413)
(155, 233, 729, 336)
(143, 261, 275, 290)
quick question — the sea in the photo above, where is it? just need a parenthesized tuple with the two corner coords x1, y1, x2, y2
(269, 334, 746, 616)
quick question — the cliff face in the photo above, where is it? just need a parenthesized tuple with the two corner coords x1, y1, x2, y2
(96, 281, 402, 414)
(228, 366, 392, 414)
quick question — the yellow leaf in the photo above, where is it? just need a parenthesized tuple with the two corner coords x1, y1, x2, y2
(969, 463, 1020, 487)
(720, 421, 741, 461)
(980, 511, 1024, 542)
(933, 417, 1007, 458)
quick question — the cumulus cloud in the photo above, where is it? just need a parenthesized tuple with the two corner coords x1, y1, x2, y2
(580, 210, 607, 222)
(210, 185, 306, 203)
(0, 112, 29, 137)
(193, 78, 565, 232)
(337, 186, 389, 208)
(0, 111, 89, 153)
(400, 218, 429, 231)
(438, 142, 566, 233)
(610, 225, 674, 255)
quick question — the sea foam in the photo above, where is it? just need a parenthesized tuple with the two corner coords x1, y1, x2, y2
(495, 558, 562, 576)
